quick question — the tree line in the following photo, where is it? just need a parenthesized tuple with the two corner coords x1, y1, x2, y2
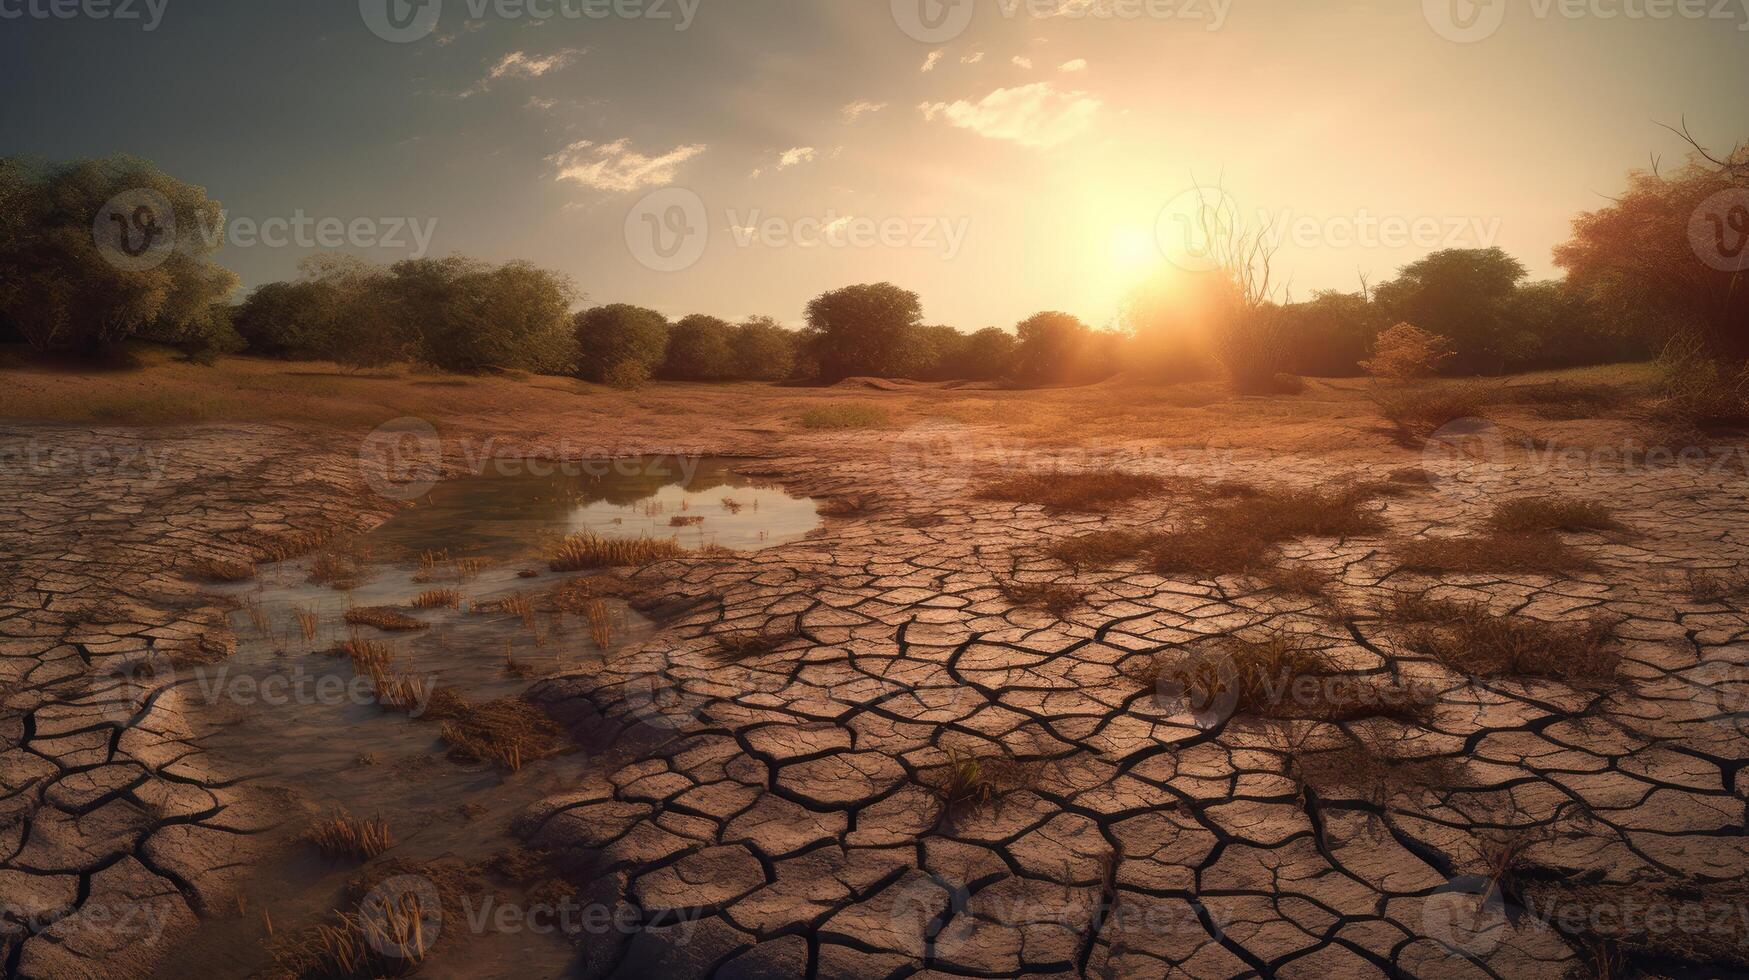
(2, 146, 1742, 387)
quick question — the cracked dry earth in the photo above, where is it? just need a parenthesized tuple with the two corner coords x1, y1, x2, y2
(5, 416, 1749, 979)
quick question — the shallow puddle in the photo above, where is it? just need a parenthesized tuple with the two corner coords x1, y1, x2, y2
(162, 458, 816, 977)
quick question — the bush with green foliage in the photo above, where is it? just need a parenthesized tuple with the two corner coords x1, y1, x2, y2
(731, 315, 800, 380)
(1010, 311, 1120, 385)
(574, 303, 669, 382)
(660, 313, 738, 380)
(800, 282, 924, 381)
(0, 155, 239, 359)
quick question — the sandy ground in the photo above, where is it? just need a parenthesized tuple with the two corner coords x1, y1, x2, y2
(3, 356, 1746, 978)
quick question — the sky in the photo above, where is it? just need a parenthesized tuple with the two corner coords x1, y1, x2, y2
(2, 0, 1745, 331)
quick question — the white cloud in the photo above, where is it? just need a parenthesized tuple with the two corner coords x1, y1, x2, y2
(778, 147, 817, 168)
(918, 83, 1100, 149)
(490, 49, 582, 80)
(961, 51, 985, 64)
(549, 139, 706, 192)
(921, 49, 944, 72)
(1012, 56, 1033, 69)
(526, 96, 558, 111)
(841, 100, 888, 122)
(1059, 58, 1087, 72)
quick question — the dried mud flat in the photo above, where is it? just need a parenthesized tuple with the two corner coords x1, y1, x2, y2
(3, 412, 1748, 979)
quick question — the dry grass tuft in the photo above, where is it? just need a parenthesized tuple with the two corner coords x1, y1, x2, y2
(301, 809, 394, 861)
(578, 597, 622, 649)
(308, 549, 366, 590)
(998, 580, 1086, 618)
(245, 528, 331, 563)
(977, 470, 1168, 512)
(1686, 567, 1749, 603)
(548, 532, 686, 571)
(1394, 531, 1596, 575)
(412, 589, 463, 609)
(268, 884, 434, 978)
(294, 604, 320, 642)
(437, 695, 565, 772)
(1051, 483, 1386, 577)
(669, 515, 704, 527)
(343, 606, 428, 632)
(922, 745, 1040, 817)
(1487, 496, 1618, 533)
(1129, 631, 1432, 723)
(1382, 595, 1619, 684)
(1285, 732, 1463, 805)
(1371, 383, 1488, 441)
(186, 556, 255, 583)
(1500, 380, 1631, 420)
(1253, 564, 1336, 599)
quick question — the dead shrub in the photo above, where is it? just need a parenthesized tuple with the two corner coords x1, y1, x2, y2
(548, 532, 685, 571)
(1051, 483, 1386, 577)
(977, 470, 1168, 512)
(1394, 531, 1596, 575)
(301, 810, 394, 861)
(998, 580, 1086, 617)
(1131, 631, 1433, 723)
(1686, 567, 1749, 603)
(1383, 595, 1619, 684)
(1361, 323, 1453, 381)
(1487, 496, 1618, 533)
(438, 696, 565, 771)
(1370, 383, 1489, 441)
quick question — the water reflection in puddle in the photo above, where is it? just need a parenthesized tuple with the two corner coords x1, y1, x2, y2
(168, 457, 816, 977)
(368, 455, 820, 558)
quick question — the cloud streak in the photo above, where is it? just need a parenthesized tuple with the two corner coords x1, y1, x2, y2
(549, 139, 706, 192)
(918, 83, 1100, 148)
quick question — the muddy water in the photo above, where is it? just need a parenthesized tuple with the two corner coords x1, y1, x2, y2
(163, 458, 818, 978)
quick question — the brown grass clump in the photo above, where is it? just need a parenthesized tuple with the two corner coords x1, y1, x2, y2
(578, 598, 622, 649)
(548, 532, 685, 571)
(307, 549, 366, 590)
(438, 696, 565, 772)
(245, 527, 330, 563)
(1383, 595, 1619, 684)
(550, 573, 640, 610)
(186, 556, 255, 583)
(998, 580, 1086, 618)
(301, 810, 394, 861)
(1050, 484, 1386, 577)
(669, 515, 704, 527)
(294, 605, 320, 642)
(412, 589, 463, 609)
(1500, 380, 1630, 420)
(1371, 383, 1488, 441)
(473, 594, 536, 628)
(977, 470, 1168, 512)
(1514, 878, 1749, 974)
(344, 606, 428, 632)
(922, 745, 1040, 818)
(268, 883, 435, 978)
(1253, 564, 1336, 598)
(714, 619, 805, 662)
(1393, 531, 1596, 575)
(1686, 567, 1749, 603)
(1285, 733, 1463, 805)
(1131, 632, 1431, 723)
(1487, 496, 1618, 533)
